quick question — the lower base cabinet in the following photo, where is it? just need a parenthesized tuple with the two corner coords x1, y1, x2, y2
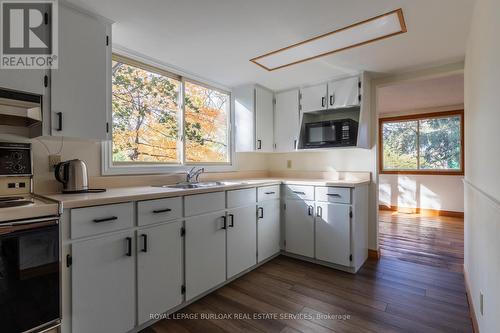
(71, 231, 135, 333)
(185, 211, 226, 301)
(137, 221, 183, 325)
(315, 202, 351, 266)
(257, 199, 281, 262)
(284, 199, 315, 257)
(227, 205, 257, 278)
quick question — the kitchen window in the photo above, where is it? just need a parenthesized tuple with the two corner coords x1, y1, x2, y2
(379, 111, 464, 175)
(105, 54, 232, 174)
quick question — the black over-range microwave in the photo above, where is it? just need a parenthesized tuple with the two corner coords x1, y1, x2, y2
(303, 118, 358, 148)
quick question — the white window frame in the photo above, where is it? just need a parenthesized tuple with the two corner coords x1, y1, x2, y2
(102, 47, 235, 175)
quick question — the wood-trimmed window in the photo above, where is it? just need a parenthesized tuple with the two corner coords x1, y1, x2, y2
(379, 110, 464, 175)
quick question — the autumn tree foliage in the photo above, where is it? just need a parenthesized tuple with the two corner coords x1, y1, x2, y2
(112, 60, 229, 164)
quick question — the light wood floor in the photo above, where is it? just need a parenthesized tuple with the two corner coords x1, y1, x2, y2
(142, 211, 471, 333)
(378, 210, 464, 272)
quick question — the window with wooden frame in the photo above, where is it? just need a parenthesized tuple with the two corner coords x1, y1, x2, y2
(379, 110, 464, 175)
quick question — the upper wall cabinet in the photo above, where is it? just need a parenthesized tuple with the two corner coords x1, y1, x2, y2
(0, 69, 48, 96)
(51, 4, 111, 141)
(274, 89, 299, 152)
(234, 84, 274, 152)
(300, 76, 360, 113)
(300, 84, 328, 113)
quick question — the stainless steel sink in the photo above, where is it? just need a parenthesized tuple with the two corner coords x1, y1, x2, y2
(154, 181, 245, 189)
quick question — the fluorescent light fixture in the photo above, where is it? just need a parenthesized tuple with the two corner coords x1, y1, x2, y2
(250, 8, 407, 71)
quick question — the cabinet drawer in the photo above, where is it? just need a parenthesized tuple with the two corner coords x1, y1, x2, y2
(227, 188, 256, 208)
(258, 185, 280, 202)
(285, 185, 314, 201)
(71, 202, 134, 239)
(315, 187, 351, 204)
(137, 197, 183, 226)
(185, 191, 225, 216)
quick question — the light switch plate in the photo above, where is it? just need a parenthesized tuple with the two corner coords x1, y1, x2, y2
(49, 155, 61, 170)
(287, 160, 292, 169)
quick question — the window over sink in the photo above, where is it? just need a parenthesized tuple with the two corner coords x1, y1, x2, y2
(103, 54, 232, 174)
(379, 110, 464, 175)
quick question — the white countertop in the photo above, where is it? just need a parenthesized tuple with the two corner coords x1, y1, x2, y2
(40, 178, 370, 209)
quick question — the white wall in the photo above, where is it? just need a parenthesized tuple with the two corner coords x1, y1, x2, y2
(464, 0, 500, 331)
(379, 174, 464, 212)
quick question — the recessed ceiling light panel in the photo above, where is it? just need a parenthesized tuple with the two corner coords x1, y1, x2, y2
(251, 8, 407, 71)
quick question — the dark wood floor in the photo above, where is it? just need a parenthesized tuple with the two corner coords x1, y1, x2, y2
(142, 211, 471, 333)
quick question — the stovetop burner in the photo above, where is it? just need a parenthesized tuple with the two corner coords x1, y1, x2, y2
(0, 200, 33, 208)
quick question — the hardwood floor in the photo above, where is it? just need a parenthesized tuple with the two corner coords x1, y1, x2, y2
(378, 210, 465, 272)
(142, 211, 471, 333)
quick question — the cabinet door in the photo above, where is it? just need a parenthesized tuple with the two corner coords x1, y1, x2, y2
(0, 69, 47, 95)
(255, 86, 274, 152)
(274, 89, 299, 152)
(257, 199, 280, 262)
(234, 85, 255, 152)
(315, 202, 351, 266)
(328, 76, 359, 108)
(227, 206, 257, 278)
(137, 222, 183, 325)
(185, 212, 226, 300)
(284, 199, 314, 258)
(300, 83, 327, 113)
(72, 231, 135, 333)
(51, 5, 109, 140)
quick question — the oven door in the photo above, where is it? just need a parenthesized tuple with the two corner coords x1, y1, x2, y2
(304, 121, 339, 147)
(0, 217, 60, 333)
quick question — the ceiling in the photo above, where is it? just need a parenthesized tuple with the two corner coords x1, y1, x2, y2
(66, 0, 474, 91)
(377, 73, 464, 114)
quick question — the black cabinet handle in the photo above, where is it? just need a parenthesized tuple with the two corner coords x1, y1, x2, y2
(125, 237, 132, 256)
(257, 140, 262, 150)
(294, 139, 297, 149)
(56, 112, 63, 131)
(321, 97, 325, 107)
(140, 234, 148, 252)
(153, 208, 172, 214)
(293, 191, 306, 195)
(228, 214, 234, 228)
(316, 206, 323, 218)
(264, 191, 275, 195)
(221, 216, 227, 230)
(330, 94, 334, 106)
(308, 205, 313, 216)
(258, 207, 264, 219)
(93, 216, 118, 223)
(326, 193, 341, 197)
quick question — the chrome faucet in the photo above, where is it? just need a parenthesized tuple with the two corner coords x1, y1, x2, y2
(186, 167, 205, 183)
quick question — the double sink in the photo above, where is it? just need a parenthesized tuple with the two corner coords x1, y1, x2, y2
(154, 181, 246, 189)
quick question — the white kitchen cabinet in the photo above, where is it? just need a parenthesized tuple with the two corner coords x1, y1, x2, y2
(234, 84, 274, 152)
(255, 86, 274, 152)
(328, 76, 360, 108)
(274, 89, 300, 152)
(71, 231, 135, 333)
(0, 69, 47, 95)
(137, 221, 183, 325)
(185, 211, 226, 300)
(51, 4, 111, 140)
(227, 205, 257, 278)
(300, 83, 328, 113)
(284, 199, 315, 258)
(315, 202, 351, 266)
(257, 199, 280, 262)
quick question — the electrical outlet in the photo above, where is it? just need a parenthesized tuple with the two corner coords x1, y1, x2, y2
(49, 155, 61, 170)
(480, 292, 484, 315)
(286, 160, 292, 169)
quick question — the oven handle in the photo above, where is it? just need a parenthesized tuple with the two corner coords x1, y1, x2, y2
(0, 217, 58, 235)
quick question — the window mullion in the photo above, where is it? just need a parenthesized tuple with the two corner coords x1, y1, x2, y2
(416, 120, 420, 171)
(180, 78, 186, 166)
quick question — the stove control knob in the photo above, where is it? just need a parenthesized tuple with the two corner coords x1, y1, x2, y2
(12, 152, 22, 160)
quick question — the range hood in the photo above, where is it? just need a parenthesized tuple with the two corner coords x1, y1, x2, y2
(0, 88, 43, 136)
